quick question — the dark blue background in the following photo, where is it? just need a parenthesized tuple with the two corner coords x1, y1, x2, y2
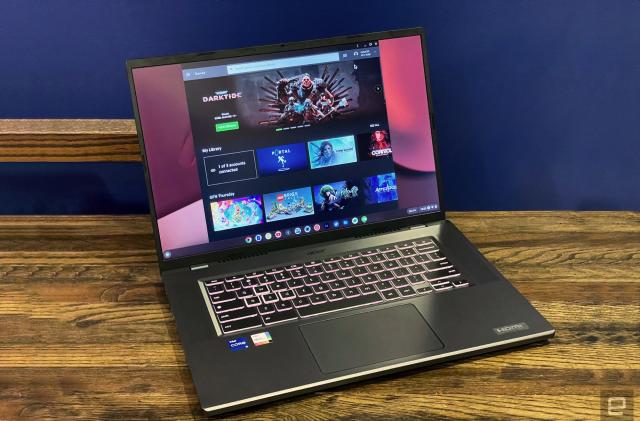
(2, 0, 639, 213)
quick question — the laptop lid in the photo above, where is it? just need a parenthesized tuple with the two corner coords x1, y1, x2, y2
(127, 27, 445, 271)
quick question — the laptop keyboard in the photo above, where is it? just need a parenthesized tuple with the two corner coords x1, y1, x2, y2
(201, 237, 470, 335)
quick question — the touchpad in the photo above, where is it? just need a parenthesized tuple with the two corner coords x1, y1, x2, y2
(300, 304, 443, 373)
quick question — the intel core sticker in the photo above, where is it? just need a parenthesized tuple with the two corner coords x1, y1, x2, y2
(227, 337, 249, 351)
(251, 331, 273, 346)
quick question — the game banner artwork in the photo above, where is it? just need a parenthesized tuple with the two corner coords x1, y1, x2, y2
(308, 135, 358, 169)
(263, 187, 315, 222)
(210, 196, 265, 232)
(357, 129, 392, 160)
(364, 172, 399, 204)
(256, 142, 308, 176)
(312, 180, 362, 213)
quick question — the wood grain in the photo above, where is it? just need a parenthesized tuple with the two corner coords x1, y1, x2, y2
(0, 119, 139, 162)
(0, 211, 638, 420)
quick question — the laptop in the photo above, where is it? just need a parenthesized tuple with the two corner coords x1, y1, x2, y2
(126, 27, 555, 415)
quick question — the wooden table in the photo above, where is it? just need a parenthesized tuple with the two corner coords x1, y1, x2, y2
(0, 211, 637, 420)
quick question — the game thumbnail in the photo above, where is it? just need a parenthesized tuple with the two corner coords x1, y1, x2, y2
(363, 172, 399, 204)
(312, 180, 362, 213)
(263, 187, 315, 222)
(357, 129, 392, 160)
(210, 196, 265, 232)
(308, 135, 358, 169)
(256, 142, 308, 176)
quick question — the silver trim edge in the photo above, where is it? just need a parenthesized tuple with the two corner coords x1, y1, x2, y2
(203, 328, 555, 412)
(198, 281, 222, 336)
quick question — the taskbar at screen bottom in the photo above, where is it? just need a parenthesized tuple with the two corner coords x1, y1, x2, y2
(161, 203, 440, 261)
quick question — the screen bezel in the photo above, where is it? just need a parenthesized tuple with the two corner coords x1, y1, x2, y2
(127, 27, 446, 272)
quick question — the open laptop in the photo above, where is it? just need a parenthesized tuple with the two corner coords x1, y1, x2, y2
(127, 27, 554, 415)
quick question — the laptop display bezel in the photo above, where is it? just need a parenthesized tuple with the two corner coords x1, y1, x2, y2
(127, 27, 446, 272)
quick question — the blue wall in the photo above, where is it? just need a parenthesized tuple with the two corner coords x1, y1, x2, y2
(2, 0, 639, 213)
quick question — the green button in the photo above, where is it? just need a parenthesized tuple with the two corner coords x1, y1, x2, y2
(215, 121, 239, 132)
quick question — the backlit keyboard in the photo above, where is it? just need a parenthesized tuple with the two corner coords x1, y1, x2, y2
(201, 237, 470, 335)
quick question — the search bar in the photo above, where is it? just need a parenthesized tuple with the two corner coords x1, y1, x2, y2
(227, 52, 340, 75)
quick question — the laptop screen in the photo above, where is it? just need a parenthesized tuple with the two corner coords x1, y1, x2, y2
(131, 34, 440, 261)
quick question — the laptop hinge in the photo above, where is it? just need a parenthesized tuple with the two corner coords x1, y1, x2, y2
(409, 224, 427, 230)
(190, 263, 209, 271)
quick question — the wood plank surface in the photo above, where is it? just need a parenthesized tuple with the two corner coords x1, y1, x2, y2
(0, 120, 139, 162)
(0, 211, 638, 420)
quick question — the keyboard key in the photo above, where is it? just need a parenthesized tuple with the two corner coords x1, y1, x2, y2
(398, 257, 415, 267)
(298, 292, 383, 318)
(257, 275, 272, 285)
(360, 274, 378, 284)
(338, 260, 356, 269)
(400, 248, 417, 257)
(287, 278, 304, 289)
(289, 269, 306, 279)
(204, 278, 223, 286)
(213, 300, 245, 313)
(351, 266, 368, 276)
(279, 290, 296, 300)
(376, 280, 393, 291)
(292, 297, 311, 308)
(368, 263, 384, 273)
(413, 254, 430, 263)
(398, 286, 416, 297)
(417, 244, 437, 253)
(323, 256, 341, 263)
(406, 274, 424, 284)
(304, 275, 321, 286)
(312, 283, 330, 293)
(346, 277, 363, 287)
(268, 272, 291, 282)
(416, 286, 433, 294)
(343, 252, 360, 260)
(254, 285, 269, 295)
(206, 284, 225, 294)
(245, 271, 263, 278)
(396, 242, 414, 249)
(382, 260, 400, 270)
(424, 267, 460, 281)
(354, 256, 371, 266)
(335, 270, 351, 280)
(425, 260, 453, 271)
(378, 246, 395, 253)
(392, 278, 409, 287)
(377, 270, 394, 281)
(245, 296, 261, 307)
(428, 251, 446, 261)
(262, 293, 279, 303)
(225, 274, 244, 282)
(328, 280, 347, 291)
(383, 250, 402, 260)
(452, 279, 470, 288)
(224, 281, 241, 292)
(220, 316, 262, 334)
(382, 289, 401, 300)
(285, 264, 303, 271)
(304, 260, 322, 267)
(359, 284, 376, 295)
(369, 254, 385, 263)
(275, 301, 293, 312)
(265, 267, 284, 274)
(271, 281, 288, 292)
(296, 286, 314, 297)
(306, 266, 323, 275)
(343, 287, 360, 298)
(320, 272, 337, 282)
(217, 307, 258, 323)
(262, 309, 297, 325)
(327, 290, 344, 301)
(432, 281, 453, 292)
(361, 249, 378, 256)
(323, 262, 340, 272)
(210, 291, 237, 303)
(236, 289, 253, 299)
(392, 268, 410, 278)
(258, 304, 275, 315)
(310, 294, 328, 305)
(241, 278, 259, 288)
(408, 264, 425, 274)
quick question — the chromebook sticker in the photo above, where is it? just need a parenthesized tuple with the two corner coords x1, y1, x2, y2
(251, 331, 273, 346)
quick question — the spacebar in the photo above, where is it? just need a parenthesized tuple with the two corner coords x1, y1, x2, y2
(298, 292, 383, 318)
